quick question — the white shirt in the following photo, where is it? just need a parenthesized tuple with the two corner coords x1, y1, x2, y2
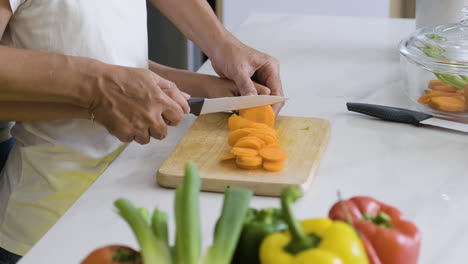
(0, 0, 149, 255)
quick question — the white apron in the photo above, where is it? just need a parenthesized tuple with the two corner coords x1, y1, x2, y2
(0, 0, 149, 255)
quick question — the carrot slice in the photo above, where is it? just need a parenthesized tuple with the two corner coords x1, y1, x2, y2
(231, 147, 259, 157)
(428, 96, 466, 112)
(228, 114, 255, 131)
(251, 133, 277, 145)
(234, 136, 265, 150)
(219, 154, 236, 161)
(263, 160, 284, 172)
(236, 155, 263, 167)
(265, 143, 281, 149)
(259, 148, 287, 161)
(236, 163, 261, 170)
(227, 129, 252, 146)
(239, 105, 275, 127)
(245, 123, 278, 137)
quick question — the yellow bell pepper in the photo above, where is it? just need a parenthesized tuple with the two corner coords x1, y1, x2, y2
(259, 187, 369, 264)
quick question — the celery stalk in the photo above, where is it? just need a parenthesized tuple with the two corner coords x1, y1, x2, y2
(203, 187, 253, 264)
(151, 208, 169, 246)
(114, 199, 173, 264)
(174, 162, 201, 264)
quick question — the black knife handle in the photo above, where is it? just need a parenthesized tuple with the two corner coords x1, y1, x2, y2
(188, 97, 205, 116)
(347, 102, 432, 126)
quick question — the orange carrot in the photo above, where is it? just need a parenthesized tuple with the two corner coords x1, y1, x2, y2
(428, 80, 458, 92)
(428, 96, 466, 112)
(230, 147, 259, 157)
(228, 114, 254, 131)
(239, 105, 276, 127)
(259, 148, 287, 161)
(219, 154, 236, 161)
(234, 136, 265, 150)
(263, 160, 284, 172)
(227, 129, 252, 146)
(236, 155, 263, 167)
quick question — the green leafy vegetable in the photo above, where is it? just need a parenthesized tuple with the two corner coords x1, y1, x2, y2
(419, 34, 468, 89)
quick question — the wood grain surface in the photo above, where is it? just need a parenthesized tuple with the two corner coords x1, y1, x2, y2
(157, 113, 330, 196)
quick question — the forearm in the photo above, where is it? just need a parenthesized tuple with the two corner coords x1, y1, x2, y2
(0, 45, 103, 107)
(148, 0, 233, 58)
(149, 60, 237, 98)
(0, 101, 89, 121)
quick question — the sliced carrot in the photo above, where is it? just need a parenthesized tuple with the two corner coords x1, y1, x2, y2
(428, 80, 445, 88)
(428, 96, 466, 112)
(236, 155, 263, 167)
(251, 133, 277, 145)
(231, 147, 259, 157)
(456, 89, 465, 95)
(259, 148, 287, 161)
(263, 160, 284, 172)
(245, 123, 278, 137)
(265, 143, 281, 149)
(239, 105, 275, 127)
(219, 154, 236, 161)
(429, 80, 458, 92)
(228, 114, 255, 131)
(236, 163, 261, 170)
(234, 136, 265, 150)
(227, 129, 252, 146)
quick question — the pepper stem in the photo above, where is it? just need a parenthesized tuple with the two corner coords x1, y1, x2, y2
(363, 212, 393, 228)
(282, 187, 320, 254)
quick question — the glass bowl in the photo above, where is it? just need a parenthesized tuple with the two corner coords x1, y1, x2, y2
(399, 9, 468, 122)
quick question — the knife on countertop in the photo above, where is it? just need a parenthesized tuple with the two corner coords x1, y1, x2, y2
(347, 102, 468, 133)
(188, 95, 287, 116)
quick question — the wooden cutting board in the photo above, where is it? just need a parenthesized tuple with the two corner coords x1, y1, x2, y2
(157, 113, 330, 196)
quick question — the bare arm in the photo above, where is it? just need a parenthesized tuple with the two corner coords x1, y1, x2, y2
(148, 0, 229, 58)
(148, 0, 284, 113)
(0, 0, 189, 144)
(148, 60, 270, 98)
(0, 0, 94, 121)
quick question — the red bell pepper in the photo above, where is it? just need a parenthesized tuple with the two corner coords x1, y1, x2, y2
(328, 196, 421, 264)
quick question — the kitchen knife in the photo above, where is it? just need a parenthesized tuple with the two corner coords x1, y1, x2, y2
(347, 102, 468, 133)
(188, 95, 287, 116)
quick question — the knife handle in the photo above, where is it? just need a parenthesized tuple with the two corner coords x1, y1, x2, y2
(188, 97, 205, 116)
(346, 102, 432, 126)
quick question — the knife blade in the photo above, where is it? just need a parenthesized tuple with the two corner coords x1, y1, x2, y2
(188, 95, 288, 116)
(347, 102, 468, 133)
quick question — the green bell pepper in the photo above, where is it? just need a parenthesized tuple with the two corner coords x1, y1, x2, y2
(232, 208, 287, 264)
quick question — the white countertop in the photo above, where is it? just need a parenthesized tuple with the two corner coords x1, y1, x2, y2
(19, 14, 468, 264)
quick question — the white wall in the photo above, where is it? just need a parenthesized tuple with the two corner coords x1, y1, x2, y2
(222, 0, 391, 31)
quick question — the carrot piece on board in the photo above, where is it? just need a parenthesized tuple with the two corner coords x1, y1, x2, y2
(234, 136, 265, 150)
(231, 147, 259, 157)
(219, 154, 236, 161)
(263, 160, 284, 172)
(239, 105, 276, 127)
(251, 133, 277, 145)
(236, 155, 263, 167)
(245, 123, 278, 137)
(228, 114, 255, 131)
(265, 143, 281, 149)
(457, 89, 465, 95)
(227, 129, 252, 146)
(259, 148, 287, 161)
(428, 96, 466, 112)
